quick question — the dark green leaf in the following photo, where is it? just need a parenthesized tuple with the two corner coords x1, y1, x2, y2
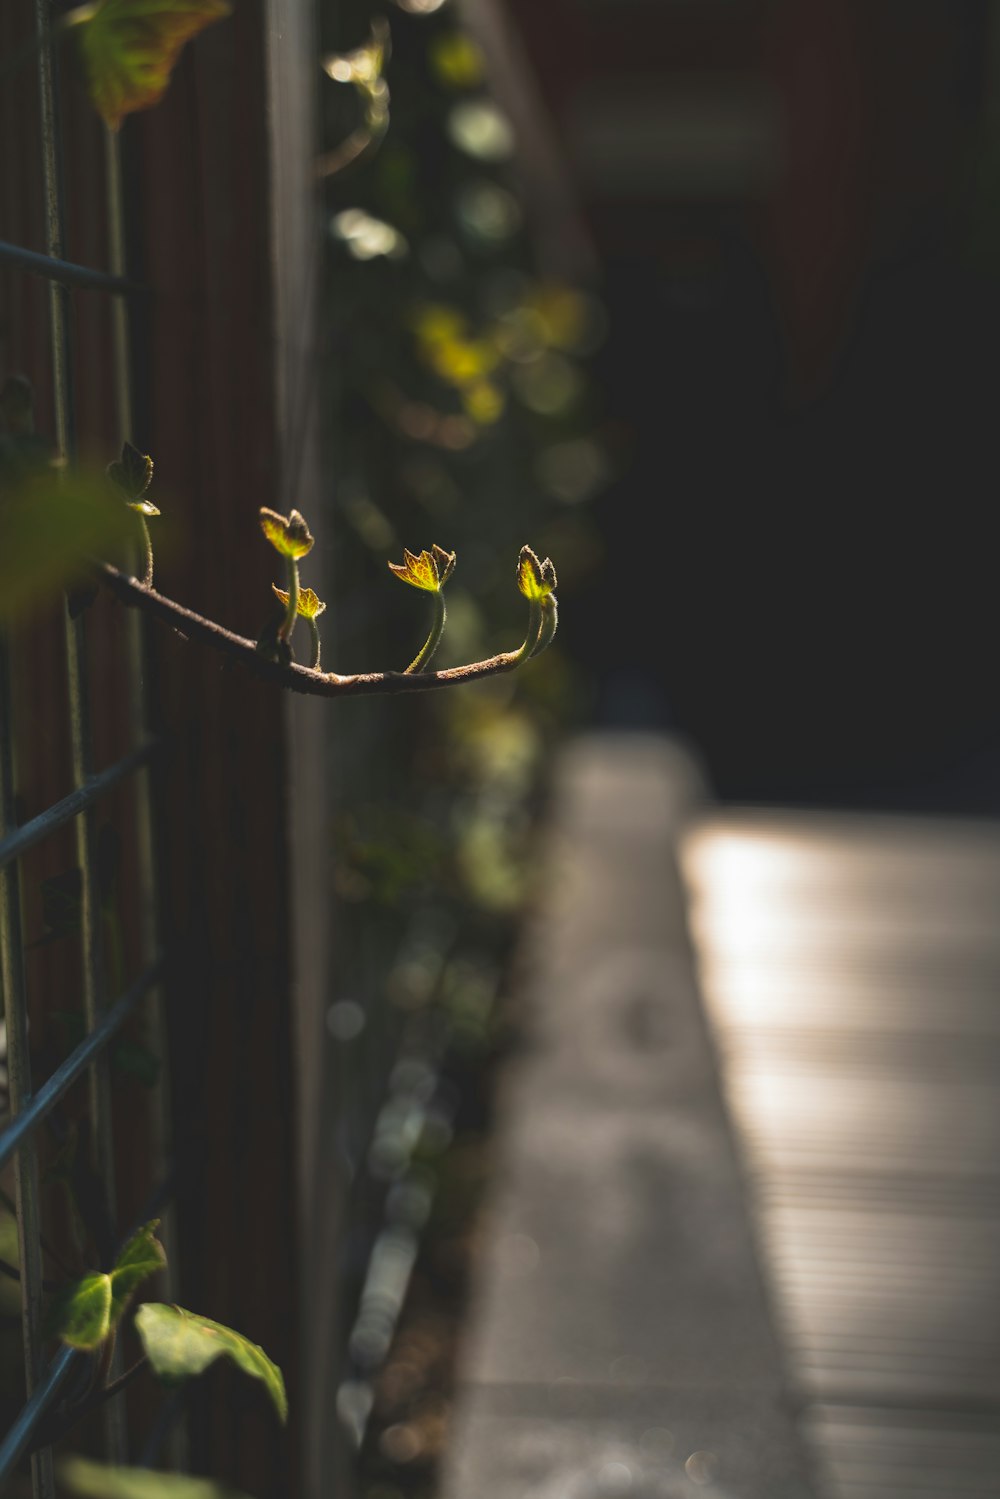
(135, 1303, 287, 1422)
(107, 440, 153, 499)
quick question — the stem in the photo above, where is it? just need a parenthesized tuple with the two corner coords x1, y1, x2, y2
(95, 561, 545, 697)
(529, 596, 558, 658)
(510, 596, 542, 665)
(278, 557, 299, 645)
(26, 1354, 149, 1455)
(405, 590, 446, 673)
(138, 516, 154, 589)
(307, 617, 321, 671)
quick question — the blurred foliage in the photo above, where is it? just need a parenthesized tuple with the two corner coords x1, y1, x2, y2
(76, 0, 233, 131)
(318, 3, 607, 1486)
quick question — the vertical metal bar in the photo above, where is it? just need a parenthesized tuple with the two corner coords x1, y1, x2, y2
(104, 125, 188, 1469)
(35, 0, 126, 1465)
(0, 636, 56, 1499)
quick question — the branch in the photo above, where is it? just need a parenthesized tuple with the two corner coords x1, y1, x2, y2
(95, 562, 528, 698)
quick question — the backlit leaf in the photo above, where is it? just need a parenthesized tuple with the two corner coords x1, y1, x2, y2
(0, 468, 136, 622)
(49, 1222, 165, 1349)
(49, 1273, 112, 1350)
(60, 1458, 253, 1499)
(516, 545, 557, 601)
(260, 506, 314, 559)
(79, 0, 233, 131)
(136, 1303, 288, 1422)
(272, 583, 327, 619)
(110, 1220, 167, 1322)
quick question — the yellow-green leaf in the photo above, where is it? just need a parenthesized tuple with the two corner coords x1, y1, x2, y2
(48, 1221, 166, 1350)
(430, 543, 456, 585)
(388, 545, 454, 592)
(109, 1220, 167, 1323)
(60, 1457, 253, 1499)
(135, 1303, 287, 1423)
(272, 583, 326, 619)
(516, 545, 557, 601)
(0, 467, 137, 623)
(79, 0, 233, 131)
(49, 1273, 113, 1350)
(260, 507, 314, 560)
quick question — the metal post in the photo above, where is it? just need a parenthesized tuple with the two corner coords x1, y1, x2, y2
(35, 0, 126, 1465)
(0, 635, 56, 1499)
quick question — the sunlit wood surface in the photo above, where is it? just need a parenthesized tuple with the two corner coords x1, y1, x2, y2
(682, 811, 1000, 1499)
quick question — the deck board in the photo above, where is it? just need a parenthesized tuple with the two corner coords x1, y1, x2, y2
(682, 810, 1000, 1498)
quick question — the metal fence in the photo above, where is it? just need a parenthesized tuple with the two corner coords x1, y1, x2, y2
(0, 5, 171, 1492)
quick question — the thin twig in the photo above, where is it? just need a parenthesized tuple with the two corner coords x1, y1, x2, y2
(26, 1353, 148, 1454)
(95, 562, 528, 697)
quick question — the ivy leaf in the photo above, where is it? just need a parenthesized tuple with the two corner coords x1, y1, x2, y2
(48, 1273, 113, 1350)
(107, 440, 153, 499)
(259, 507, 314, 560)
(59, 1457, 253, 1499)
(79, 0, 233, 132)
(0, 467, 135, 624)
(135, 1303, 288, 1423)
(271, 584, 327, 620)
(49, 1221, 166, 1350)
(110, 1221, 167, 1323)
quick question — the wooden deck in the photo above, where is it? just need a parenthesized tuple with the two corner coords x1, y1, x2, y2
(681, 809, 1000, 1499)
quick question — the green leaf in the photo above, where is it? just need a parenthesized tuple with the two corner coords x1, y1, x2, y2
(49, 1222, 165, 1349)
(107, 440, 153, 499)
(59, 1457, 253, 1499)
(135, 1303, 288, 1423)
(0, 467, 136, 623)
(516, 544, 557, 602)
(259, 506, 314, 560)
(271, 583, 326, 620)
(110, 1220, 167, 1322)
(78, 0, 233, 131)
(49, 1272, 113, 1350)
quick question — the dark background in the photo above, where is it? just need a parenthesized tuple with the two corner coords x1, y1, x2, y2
(504, 0, 1000, 813)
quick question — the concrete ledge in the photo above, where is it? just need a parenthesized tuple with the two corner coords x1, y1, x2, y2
(440, 732, 814, 1499)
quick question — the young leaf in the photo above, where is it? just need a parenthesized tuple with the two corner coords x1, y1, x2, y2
(259, 507, 314, 560)
(59, 1457, 253, 1499)
(107, 440, 153, 499)
(388, 545, 454, 592)
(49, 1273, 113, 1350)
(135, 1303, 288, 1422)
(49, 1222, 165, 1349)
(271, 583, 327, 620)
(516, 544, 557, 602)
(0, 467, 136, 623)
(79, 0, 233, 131)
(110, 1220, 167, 1323)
